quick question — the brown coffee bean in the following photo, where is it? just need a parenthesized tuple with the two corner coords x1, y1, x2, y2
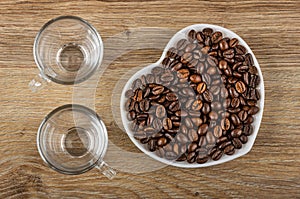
(177, 69, 190, 79)
(201, 46, 210, 54)
(211, 102, 222, 110)
(235, 45, 246, 55)
(152, 85, 164, 95)
(198, 124, 208, 136)
(209, 111, 218, 120)
(211, 31, 223, 43)
(245, 53, 254, 67)
(185, 43, 197, 52)
(163, 118, 173, 130)
(211, 149, 223, 161)
(206, 131, 215, 144)
(169, 101, 180, 112)
(224, 145, 235, 154)
(229, 87, 240, 98)
(157, 137, 167, 147)
(202, 90, 213, 102)
(218, 60, 228, 70)
(196, 153, 209, 164)
(238, 110, 248, 121)
(223, 48, 235, 59)
(213, 125, 223, 138)
(235, 81, 247, 93)
(229, 38, 239, 47)
(197, 82, 207, 94)
(219, 38, 229, 51)
(148, 139, 156, 152)
(231, 97, 240, 108)
(166, 92, 177, 101)
(239, 135, 248, 144)
(188, 142, 198, 153)
(230, 114, 241, 126)
(202, 103, 211, 115)
(181, 52, 193, 64)
(232, 138, 242, 149)
(185, 117, 194, 129)
(248, 106, 259, 115)
(188, 29, 197, 41)
(187, 152, 196, 163)
(190, 74, 202, 83)
(156, 105, 166, 118)
(218, 141, 231, 150)
(221, 118, 231, 131)
(231, 129, 242, 138)
(243, 125, 254, 136)
(177, 39, 188, 50)
(192, 99, 203, 111)
(160, 71, 174, 82)
(188, 129, 199, 142)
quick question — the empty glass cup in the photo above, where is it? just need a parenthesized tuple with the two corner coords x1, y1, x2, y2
(29, 16, 103, 92)
(37, 104, 116, 179)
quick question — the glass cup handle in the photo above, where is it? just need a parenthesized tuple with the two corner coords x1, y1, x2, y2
(95, 161, 116, 180)
(29, 73, 51, 92)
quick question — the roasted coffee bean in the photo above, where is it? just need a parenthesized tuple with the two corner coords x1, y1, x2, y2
(190, 74, 202, 83)
(235, 45, 246, 55)
(198, 124, 209, 136)
(245, 53, 254, 67)
(169, 101, 180, 112)
(206, 131, 215, 144)
(209, 111, 218, 120)
(192, 99, 203, 111)
(202, 90, 213, 102)
(230, 114, 241, 126)
(211, 102, 222, 110)
(211, 31, 223, 43)
(188, 142, 198, 153)
(235, 81, 247, 93)
(239, 135, 248, 144)
(238, 110, 248, 121)
(185, 43, 197, 52)
(238, 65, 249, 73)
(187, 152, 196, 163)
(245, 115, 254, 124)
(231, 97, 240, 108)
(177, 69, 190, 79)
(231, 129, 242, 138)
(182, 87, 195, 96)
(219, 60, 228, 70)
(181, 52, 193, 64)
(196, 31, 204, 42)
(152, 85, 164, 95)
(213, 125, 223, 138)
(218, 141, 231, 150)
(219, 38, 229, 51)
(243, 125, 253, 136)
(188, 29, 197, 41)
(201, 46, 210, 54)
(221, 118, 231, 131)
(188, 129, 199, 142)
(211, 149, 223, 161)
(229, 38, 239, 47)
(160, 71, 174, 82)
(156, 105, 166, 118)
(224, 145, 235, 154)
(229, 87, 240, 98)
(196, 153, 209, 164)
(197, 82, 207, 94)
(157, 137, 167, 147)
(177, 39, 188, 50)
(185, 117, 194, 129)
(248, 106, 259, 115)
(200, 103, 210, 115)
(148, 139, 156, 152)
(163, 118, 173, 130)
(223, 48, 235, 59)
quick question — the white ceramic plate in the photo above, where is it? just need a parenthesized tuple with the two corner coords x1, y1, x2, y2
(120, 24, 265, 168)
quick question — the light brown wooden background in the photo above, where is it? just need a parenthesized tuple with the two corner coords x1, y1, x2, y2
(0, 0, 299, 198)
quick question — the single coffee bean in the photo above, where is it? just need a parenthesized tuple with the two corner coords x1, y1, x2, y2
(229, 38, 239, 47)
(224, 145, 235, 154)
(235, 81, 247, 93)
(188, 29, 197, 41)
(230, 114, 241, 126)
(185, 43, 197, 52)
(202, 103, 211, 114)
(235, 45, 246, 55)
(229, 87, 240, 98)
(185, 117, 194, 129)
(188, 142, 198, 152)
(177, 69, 190, 79)
(218, 60, 228, 70)
(211, 149, 223, 161)
(148, 139, 156, 152)
(231, 128, 242, 138)
(202, 90, 213, 102)
(152, 85, 164, 95)
(239, 135, 248, 144)
(156, 105, 166, 118)
(238, 110, 248, 121)
(223, 48, 235, 59)
(245, 53, 254, 67)
(196, 153, 209, 164)
(211, 31, 223, 43)
(157, 137, 167, 147)
(192, 99, 203, 111)
(197, 82, 207, 94)
(218, 141, 231, 150)
(206, 131, 215, 144)
(169, 101, 180, 112)
(187, 152, 196, 163)
(248, 106, 259, 115)
(243, 125, 253, 136)
(188, 129, 199, 142)
(231, 97, 240, 108)
(232, 138, 242, 149)
(160, 71, 174, 82)
(213, 125, 223, 138)
(177, 39, 188, 50)
(191, 117, 203, 126)
(190, 74, 202, 83)
(209, 111, 218, 120)
(166, 92, 178, 101)
(181, 52, 193, 64)
(198, 124, 209, 136)
(221, 118, 231, 131)
(219, 38, 229, 51)
(163, 118, 173, 130)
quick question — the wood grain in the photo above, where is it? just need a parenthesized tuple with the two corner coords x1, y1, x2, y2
(0, 0, 299, 198)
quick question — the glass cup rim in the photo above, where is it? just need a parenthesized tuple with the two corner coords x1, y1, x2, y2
(37, 104, 108, 175)
(33, 15, 104, 85)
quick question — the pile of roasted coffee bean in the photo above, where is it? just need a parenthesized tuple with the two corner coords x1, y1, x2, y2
(124, 27, 260, 164)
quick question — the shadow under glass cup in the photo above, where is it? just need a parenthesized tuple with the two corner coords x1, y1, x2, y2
(29, 16, 103, 92)
(37, 104, 116, 179)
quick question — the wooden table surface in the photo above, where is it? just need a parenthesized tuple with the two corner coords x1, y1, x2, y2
(0, 0, 299, 198)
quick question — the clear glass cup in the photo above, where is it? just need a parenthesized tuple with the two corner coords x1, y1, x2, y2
(29, 16, 103, 92)
(37, 104, 116, 179)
